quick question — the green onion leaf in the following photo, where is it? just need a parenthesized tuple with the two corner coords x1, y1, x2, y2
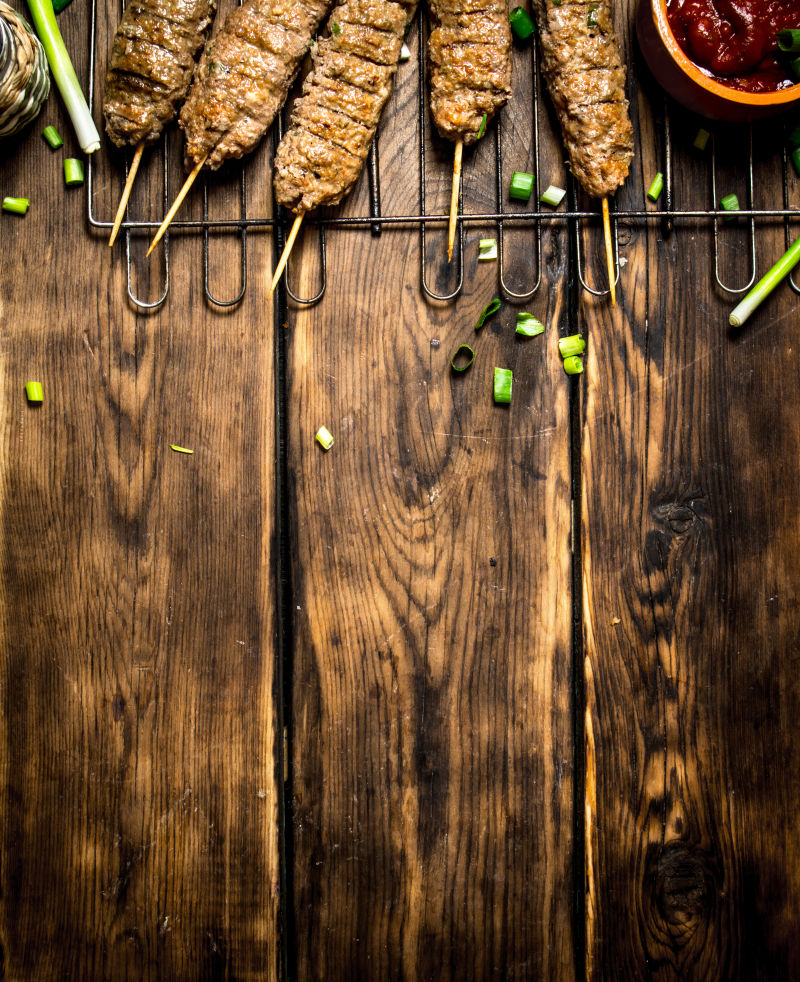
(493, 367, 513, 403)
(778, 28, 800, 52)
(647, 172, 664, 202)
(516, 312, 544, 337)
(558, 334, 586, 358)
(315, 425, 334, 450)
(475, 296, 502, 331)
(730, 233, 800, 327)
(64, 157, 84, 186)
(170, 444, 194, 454)
(3, 196, 30, 215)
(399, 42, 411, 61)
(562, 356, 583, 376)
(540, 184, 566, 207)
(693, 127, 711, 151)
(509, 6, 535, 40)
(330, 20, 341, 34)
(25, 381, 43, 403)
(42, 125, 63, 149)
(478, 238, 497, 261)
(52, 0, 74, 11)
(720, 193, 740, 220)
(26, 0, 101, 153)
(450, 344, 476, 372)
(792, 147, 800, 177)
(509, 171, 535, 202)
(476, 113, 487, 139)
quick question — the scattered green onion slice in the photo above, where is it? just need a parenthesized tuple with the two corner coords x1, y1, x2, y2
(540, 184, 566, 207)
(729, 233, 800, 327)
(693, 127, 711, 151)
(476, 113, 487, 139)
(64, 157, 84, 186)
(399, 41, 411, 61)
(478, 238, 497, 261)
(720, 193, 740, 220)
(509, 6, 535, 40)
(26, 0, 101, 153)
(475, 296, 501, 330)
(558, 334, 586, 358)
(562, 356, 583, 376)
(778, 28, 800, 52)
(170, 444, 194, 454)
(509, 171, 535, 201)
(42, 125, 63, 149)
(516, 312, 544, 337)
(330, 20, 341, 34)
(791, 146, 800, 177)
(315, 425, 334, 450)
(3, 196, 30, 215)
(493, 367, 513, 404)
(25, 381, 43, 403)
(787, 122, 800, 149)
(450, 344, 476, 372)
(647, 172, 664, 202)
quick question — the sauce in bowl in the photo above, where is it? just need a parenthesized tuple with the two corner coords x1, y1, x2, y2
(667, 0, 800, 91)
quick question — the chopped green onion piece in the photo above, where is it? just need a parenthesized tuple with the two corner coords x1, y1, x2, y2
(25, 381, 43, 403)
(478, 238, 497, 261)
(509, 6, 535, 40)
(450, 344, 476, 372)
(399, 41, 411, 61)
(562, 356, 583, 376)
(3, 196, 30, 215)
(170, 444, 194, 454)
(778, 28, 800, 52)
(509, 171, 535, 201)
(586, 1, 599, 27)
(64, 157, 84, 186)
(792, 147, 800, 177)
(720, 193, 740, 220)
(787, 122, 800, 149)
(52, 0, 74, 11)
(693, 127, 711, 151)
(330, 20, 341, 34)
(647, 172, 664, 202)
(493, 367, 513, 404)
(26, 0, 101, 153)
(729, 233, 800, 327)
(540, 184, 566, 207)
(42, 125, 63, 149)
(315, 425, 334, 450)
(476, 113, 487, 139)
(475, 296, 502, 330)
(558, 334, 586, 358)
(516, 312, 544, 337)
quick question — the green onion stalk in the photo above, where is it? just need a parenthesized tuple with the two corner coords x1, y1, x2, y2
(729, 235, 800, 328)
(26, 0, 100, 153)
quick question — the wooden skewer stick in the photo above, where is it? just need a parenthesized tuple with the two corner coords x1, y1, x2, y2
(447, 138, 463, 263)
(601, 197, 616, 307)
(146, 156, 207, 257)
(109, 142, 145, 248)
(269, 212, 305, 296)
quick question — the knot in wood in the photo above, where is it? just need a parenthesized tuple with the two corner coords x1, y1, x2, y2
(644, 841, 719, 950)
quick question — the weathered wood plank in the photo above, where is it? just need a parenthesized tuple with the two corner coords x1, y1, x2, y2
(583, 5, 800, 977)
(0, 3, 281, 977)
(286, 18, 575, 979)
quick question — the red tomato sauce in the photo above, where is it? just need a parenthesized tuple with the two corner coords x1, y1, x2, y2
(667, 0, 800, 91)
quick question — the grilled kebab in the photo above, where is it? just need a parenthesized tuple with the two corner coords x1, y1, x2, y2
(273, 0, 417, 215)
(103, 0, 217, 148)
(531, 0, 633, 200)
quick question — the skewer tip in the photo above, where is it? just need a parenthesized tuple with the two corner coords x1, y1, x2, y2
(109, 142, 145, 248)
(270, 212, 305, 296)
(601, 197, 616, 307)
(146, 157, 206, 258)
(447, 140, 463, 264)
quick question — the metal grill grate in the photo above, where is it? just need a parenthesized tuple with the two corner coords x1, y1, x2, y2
(86, 0, 800, 309)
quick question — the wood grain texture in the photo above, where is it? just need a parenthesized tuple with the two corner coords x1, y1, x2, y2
(285, 20, 575, 980)
(0, 2, 281, 977)
(583, 3, 800, 977)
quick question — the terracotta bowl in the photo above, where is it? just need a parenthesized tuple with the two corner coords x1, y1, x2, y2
(636, 0, 800, 122)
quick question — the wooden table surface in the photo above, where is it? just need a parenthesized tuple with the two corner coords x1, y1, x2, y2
(2, 0, 800, 978)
